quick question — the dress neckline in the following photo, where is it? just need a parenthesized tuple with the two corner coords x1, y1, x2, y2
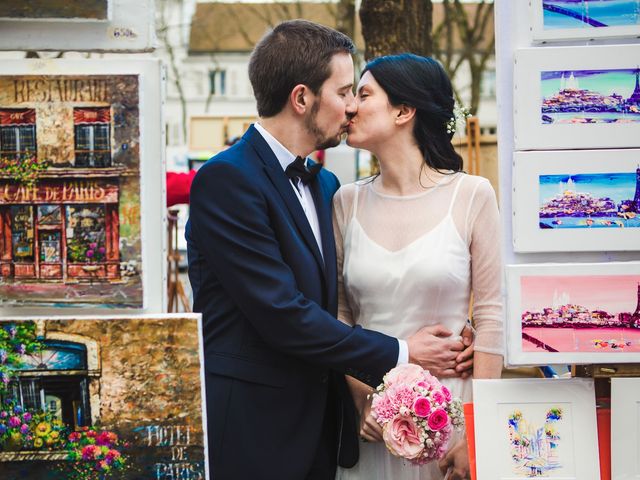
(367, 172, 460, 200)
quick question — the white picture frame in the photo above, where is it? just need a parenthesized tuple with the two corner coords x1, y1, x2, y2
(505, 261, 640, 366)
(611, 377, 640, 480)
(0, 0, 154, 52)
(530, 0, 640, 43)
(514, 45, 640, 150)
(473, 378, 599, 480)
(0, 59, 166, 314)
(513, 149, 640, 252)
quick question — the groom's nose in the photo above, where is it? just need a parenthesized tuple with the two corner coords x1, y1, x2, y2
(345, 91, 357, 117)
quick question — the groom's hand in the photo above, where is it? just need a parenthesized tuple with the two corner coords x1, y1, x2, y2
(406, 324, 464, 378)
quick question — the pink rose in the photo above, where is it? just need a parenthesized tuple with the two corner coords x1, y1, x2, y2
(384, 364, 425, 388)
(413, 397, 431, 417)
(432, 391, 445, 405)
(441, 386, 452, 402)
(427, 408, 450, 431)
(383, 415, 424, 460)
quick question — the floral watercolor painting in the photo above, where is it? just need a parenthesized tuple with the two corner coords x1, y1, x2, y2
(538, 166, 640, 229)
(507, 407, 564, 477)
(0, 74, 144, 307)
(0, 315, 207, 480)
(542, 0, 640, 30)
(541, 68, 640, 125)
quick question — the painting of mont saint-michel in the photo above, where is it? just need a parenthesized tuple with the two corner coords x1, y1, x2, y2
(539, 165, 640, 229)
(0, 75, 143, 307)
(542, 0, 640, 30)
(0, 314, 207, 480)
(521, 275, 640, 354)
(541, 68, 640, 125)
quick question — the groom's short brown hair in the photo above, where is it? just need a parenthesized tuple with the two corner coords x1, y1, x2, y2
(248, 19, 356, 118)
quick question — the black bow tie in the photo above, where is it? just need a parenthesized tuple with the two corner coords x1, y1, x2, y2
(285, 156, 322, 186)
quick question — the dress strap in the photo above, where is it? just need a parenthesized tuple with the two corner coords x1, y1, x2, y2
(351, 182, 361, 220)
(448, 174, 464, 216)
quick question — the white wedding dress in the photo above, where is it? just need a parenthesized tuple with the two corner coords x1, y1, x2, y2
(333, 172, 503, 480)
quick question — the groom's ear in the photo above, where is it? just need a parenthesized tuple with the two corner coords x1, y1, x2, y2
(395, 104, 416, 126)
(290, 84, 310, 115)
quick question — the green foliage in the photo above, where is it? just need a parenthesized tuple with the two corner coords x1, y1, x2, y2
(0, 322, 44, 396)
(0, 154, 49, 187)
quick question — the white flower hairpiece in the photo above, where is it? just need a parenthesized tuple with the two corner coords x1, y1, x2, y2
(446, 104, 471, 135)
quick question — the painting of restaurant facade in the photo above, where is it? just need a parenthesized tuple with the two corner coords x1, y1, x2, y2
(0, 74, 143, 307)
(0, 314, 207, 479)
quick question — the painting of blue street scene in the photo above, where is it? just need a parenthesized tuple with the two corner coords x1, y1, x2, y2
(543, 0, 640, 29)
(539, 166, 640, 229)
(541, 68, 640, 124)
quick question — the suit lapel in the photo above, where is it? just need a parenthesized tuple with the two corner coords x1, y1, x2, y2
(309, 175, 335, 270)
(244, 126, 325, 276)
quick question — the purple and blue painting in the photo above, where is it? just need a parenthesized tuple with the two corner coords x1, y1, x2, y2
(543, 0, 640, 30)
(508, 407, 564, 477)
(541, 68, 640, 124)
(539, 166, 640, 229)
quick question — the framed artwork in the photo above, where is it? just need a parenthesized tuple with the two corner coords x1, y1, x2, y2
(505, 262, 640, 365)
(514, 45, 640, 150)
(473, 378, 599, 480)
(0, 314, 208, 479)
(0, 0, 154, 52)
(530, 0, 640, 43)
(0, 0, 111, 22)
(513, 149, 640, 252)
(611, 377, 640, 480)
(0, 59, 165, 311)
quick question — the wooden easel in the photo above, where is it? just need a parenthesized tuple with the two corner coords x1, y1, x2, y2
(167, 208, 190, 313)
(465, 116, 481, 176)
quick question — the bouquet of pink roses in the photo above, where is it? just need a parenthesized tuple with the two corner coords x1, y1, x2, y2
(371, 363, 464, 465)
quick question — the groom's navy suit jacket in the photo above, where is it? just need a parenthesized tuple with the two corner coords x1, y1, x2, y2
(186, 125, 398, 479)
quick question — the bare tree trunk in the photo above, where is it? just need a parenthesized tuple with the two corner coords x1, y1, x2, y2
(359, 0, 433, 60)
(157, 0, 188, 144)
(335, 0, 356, 39)
(432, 0, 494, 115)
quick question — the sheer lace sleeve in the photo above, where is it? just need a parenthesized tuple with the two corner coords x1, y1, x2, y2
(332, 184, 356, 326)
(466, 179, 504, 355)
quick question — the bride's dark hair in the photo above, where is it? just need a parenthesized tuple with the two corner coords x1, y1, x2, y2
(362, 53, 463, 172)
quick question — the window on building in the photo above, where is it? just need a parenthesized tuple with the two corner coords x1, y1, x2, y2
(10, 205, 35, 263)
(209, 69, 227, 96)
(480, 69, 497, 100)
(0, 108, 37, 157)
(4, 340, 92, 429)
(73, 107, 111, 168)
(65, 205, 107, 264)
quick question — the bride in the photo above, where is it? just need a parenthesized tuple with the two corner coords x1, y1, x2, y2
(333, 54, 504, 480)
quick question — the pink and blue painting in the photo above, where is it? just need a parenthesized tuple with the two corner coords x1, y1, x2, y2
(539, 166, 640, 229)
(541, 68, 640, 124)
(507, 407, 565, 477)
(521, 275, 640, 353)
(543, 0, 640, 30)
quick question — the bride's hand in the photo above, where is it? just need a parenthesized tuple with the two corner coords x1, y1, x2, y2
(407, 324, 465, 377)
(359, 398, 383, 443)
(438, 437, 470, 480)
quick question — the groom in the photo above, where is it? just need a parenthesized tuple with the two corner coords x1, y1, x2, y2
(186, 20, 472, 480)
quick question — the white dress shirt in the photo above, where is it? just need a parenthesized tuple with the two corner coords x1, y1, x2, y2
(254, 123, 408, 366)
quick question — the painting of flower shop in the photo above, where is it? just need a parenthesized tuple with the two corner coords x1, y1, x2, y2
(0, 315, 207, 480)
(0, 75, 143, 307)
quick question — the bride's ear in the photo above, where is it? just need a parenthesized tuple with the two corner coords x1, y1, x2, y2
(395, 104, 416, 126)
